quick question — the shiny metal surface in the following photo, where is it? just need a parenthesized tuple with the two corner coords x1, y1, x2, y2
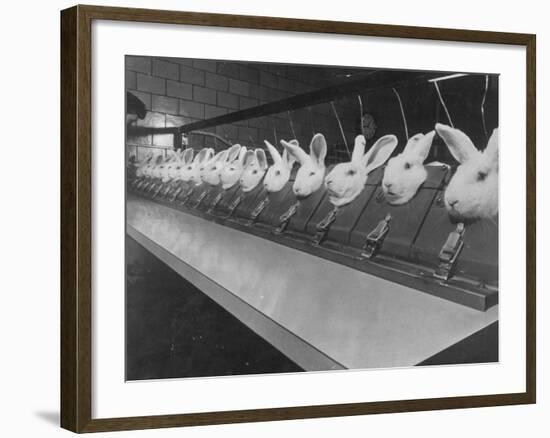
(127, 195, 498, 370)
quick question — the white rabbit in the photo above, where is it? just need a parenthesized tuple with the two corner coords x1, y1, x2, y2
(188, 148, 215, 186)
(220, 146, 252, 190)
(325, 134, 398, 207)
(165, 148, 192, 181)
(263, 139, 297, 192)
(176, 148, 196, 182)
(135, 153, 153, 178)
(436, 123, 498, 220)
(160, 150, 181, 183)
(240, 148, 268, 192)
(202, 144, 241, 186)
(381, 131, 436, 205)
(144, 154, 164, 179)
(282, 133, 327, 198)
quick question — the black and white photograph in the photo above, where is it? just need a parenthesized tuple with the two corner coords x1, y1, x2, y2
(126, 56, 499, 381)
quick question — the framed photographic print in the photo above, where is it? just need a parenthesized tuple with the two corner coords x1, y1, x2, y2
(60, 4, 536, 433)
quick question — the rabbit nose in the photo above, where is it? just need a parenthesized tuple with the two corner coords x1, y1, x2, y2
(449, 199, 459, 208)
(384, 182, 392, 189)
(326, 179, 333, 186)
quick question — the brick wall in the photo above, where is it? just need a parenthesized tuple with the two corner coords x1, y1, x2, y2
(126, 56, 364, 164)
(126, 56, 499, 166)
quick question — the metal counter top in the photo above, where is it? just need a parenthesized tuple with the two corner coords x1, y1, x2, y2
(127, 195, 498, 371)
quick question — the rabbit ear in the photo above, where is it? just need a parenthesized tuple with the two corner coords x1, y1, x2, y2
(193, 149, 204, 163)
(243, 150, 255, 167)
(237, 146, 248, 164)
(211, 149, 229, 164)
(256, 149, 268, 170)
(310, 133, 327, 166)
(182, 148, 194, 164)
(227, 144, 242, 162)
(362, 134, 398, 174)
(282, 148, 296, 168)
(282, 139, 309, 166)
(351, 135, 366, 164)
(264, 140, 282, 164)
(405, 131, 435, 164)
(435, 123, 478, 164)
(484, 128, 499, 170)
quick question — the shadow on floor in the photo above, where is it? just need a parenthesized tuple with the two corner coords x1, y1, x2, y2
(126, 235, 303, 381)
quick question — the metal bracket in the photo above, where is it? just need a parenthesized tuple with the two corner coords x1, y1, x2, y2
(161, 183, 175, 198)
(178, 186, 195, 205)
(362, 213, 392, 259)
(206, 191, 224, 214)
(434, 223, 465, 281)
(312, 208, 338, 245)
(152, 183, 165, 198)
(192, 189, 208, 208)
(273, 201, 300, 234)
(146, 181, 159, 195)
(225, 195, 243, 217)
(169, 185, 183, 202)
(248, 197, 270, 224)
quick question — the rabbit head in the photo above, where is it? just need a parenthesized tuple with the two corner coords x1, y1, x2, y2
(188, 148, 214, 186)
(325, 134, 398, 207)
(263, 139, 297, 192)
(165, 149, 190, 181)
(283, 133, 327, 198)
(135, 153, 153, 178)
(382, 131, 436, 205)
(144, 154, 163, 178)
(161, 150, 180, 183)
(436, 123, 498, 220)
(240, 148, 268, 192)
(152, 154, 169, 179)
(220, 146, 250, 189)
(202, 145, 239, 186)
(175, 148, 195, 182)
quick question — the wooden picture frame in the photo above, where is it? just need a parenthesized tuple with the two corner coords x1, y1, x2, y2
(60, 4, 536, 433)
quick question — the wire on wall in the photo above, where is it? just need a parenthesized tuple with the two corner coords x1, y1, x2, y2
(433, 81, 454, 128)
(481, 75, 490, 140)
(392, 88, 409, 140)
(330, 101, 350, 158)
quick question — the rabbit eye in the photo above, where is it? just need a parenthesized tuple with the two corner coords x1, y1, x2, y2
(275, 170, 281, 176)
(347, 169, 356, 176)
(187, 166, 192, 170)
(176, 166, 181, 170)
(309, 171, 315, 177)
(404, 162, 411, 170)
(477, 171, 488, 181)
(252, 170, 258, 174)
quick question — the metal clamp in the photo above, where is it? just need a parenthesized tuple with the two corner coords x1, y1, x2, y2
(192, 189, 208, 208)
(434, 223, 465, 281)
(362, 213, 392, 259)
(312, 208, 338, 245)
(273, 201, 300, 234)
(152, 183, 165, 198)
(206, 192, 224, 214)
(146, 181, 159, 195)
(169, 185, 183, 202)
(178, 186, 195, 205)
(225, 195, 243, 217)
(248, 197, 270, 223)
(162, 183, 175, 198)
